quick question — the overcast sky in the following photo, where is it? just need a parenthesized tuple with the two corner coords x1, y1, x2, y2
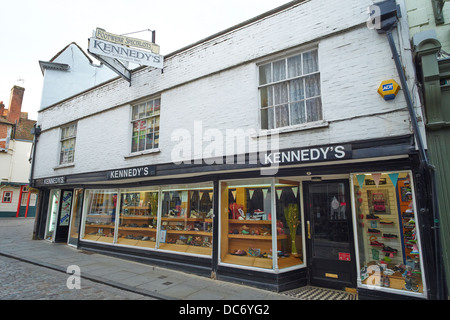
(0, 0, 291, 120)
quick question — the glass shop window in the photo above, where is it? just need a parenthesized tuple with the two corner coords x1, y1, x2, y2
(81, 189, 118, 244)
(116, 187, 159, 249)
(159, 183, 214, 256)
(220, 178, 303, 271)
(275, 179, 304, 270)
(353, 172, 425, 297)
(45, 189, 60, 241)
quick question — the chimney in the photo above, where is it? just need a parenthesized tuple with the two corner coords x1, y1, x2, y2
(0, 101, 4, 117)
(7, 86, 25, 124)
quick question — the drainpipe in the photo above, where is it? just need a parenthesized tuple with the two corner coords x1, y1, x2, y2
(29, 124, 41, 188)
(29, 124, 41, 240)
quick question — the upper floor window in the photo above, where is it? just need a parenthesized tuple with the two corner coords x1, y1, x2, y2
(2, 191, 12, 203)
(131, 98, 160, 153)
(60, 123, 77, 164)
(259, 49, 322, 130)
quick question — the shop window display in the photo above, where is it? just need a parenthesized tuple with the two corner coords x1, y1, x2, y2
(275, 179, 303, 269)
(116, 188, 159, 249)
(45, 189, 60, 241)
(68, 189, 84, 247)
(80, 185, 213, 257)
(353, 172, 425, 296)
(220, 178, 303, 270)
(159, 183, 213, 256)
(81, 190, 117, 243)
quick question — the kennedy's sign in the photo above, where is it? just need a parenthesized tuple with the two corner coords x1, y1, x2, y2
(107, 165, 156, 180)
(261, 145, 352, 165)
(43, 176, 66, 185)
(89, 38, 164, 69)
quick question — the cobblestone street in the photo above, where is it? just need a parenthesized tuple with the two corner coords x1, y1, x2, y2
(0, 255, 154, 300)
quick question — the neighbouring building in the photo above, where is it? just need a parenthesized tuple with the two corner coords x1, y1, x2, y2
(0, 86, 38, 218)
(39, 42, 117, 110)
(31, 0, 447, 299)
(405, 0, 450, 299)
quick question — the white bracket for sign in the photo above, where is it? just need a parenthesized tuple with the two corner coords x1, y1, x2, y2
(88, 50, 132, 85)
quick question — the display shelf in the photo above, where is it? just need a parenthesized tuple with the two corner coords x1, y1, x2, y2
(120, 216, 156, 219)
(158, 188, 213, 255)
(166, 229, 211, 236)
(118, 226, 157, 232)
(86, 224, 115, 229)
(228, 234, 276, 240)
(221, 254, 273, 269)
(228, 219, 271, 225)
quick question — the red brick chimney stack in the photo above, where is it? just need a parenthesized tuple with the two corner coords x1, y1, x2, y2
(6, 86, 25, 124)
(0, 101, 4, 117)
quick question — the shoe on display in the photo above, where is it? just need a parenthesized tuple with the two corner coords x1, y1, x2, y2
(366, 213, 379, 220)
(231, 249, 247, 256)
(383, 246, 398, 253)
(368, 228, 381, 233)
(370, 240, 384, 247)
(382, 233, 398, 238)
(384, 276, 390, 287)
(380, 219, 394, 224)
(411, 245, 419, 254)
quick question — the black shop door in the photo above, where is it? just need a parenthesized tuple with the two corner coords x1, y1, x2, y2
(304, 180, 356, 290)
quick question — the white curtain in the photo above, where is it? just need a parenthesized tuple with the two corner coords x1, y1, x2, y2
(259, 50, 320, 129)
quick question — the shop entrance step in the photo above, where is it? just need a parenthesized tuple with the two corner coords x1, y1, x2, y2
(282, 286, 357, 300)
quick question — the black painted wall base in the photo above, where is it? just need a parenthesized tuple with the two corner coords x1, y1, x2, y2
(78, 240, 307, 293)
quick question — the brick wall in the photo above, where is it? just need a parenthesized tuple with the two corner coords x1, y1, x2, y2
(6, 86, 24, 124)
(0, 123, 10, 149)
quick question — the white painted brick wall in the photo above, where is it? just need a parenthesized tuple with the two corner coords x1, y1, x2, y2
(33, 0, 420, 179)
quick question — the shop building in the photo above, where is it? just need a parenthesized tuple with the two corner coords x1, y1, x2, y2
(31, 0, 445, 299)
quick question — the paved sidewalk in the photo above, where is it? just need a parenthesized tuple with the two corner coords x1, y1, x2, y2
(0, 218, 299, 300)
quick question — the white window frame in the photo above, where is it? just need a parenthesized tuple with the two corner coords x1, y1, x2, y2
(130, 97, 161, 154)
(258, 49, 323, 131)
(59, 123, 77, 165)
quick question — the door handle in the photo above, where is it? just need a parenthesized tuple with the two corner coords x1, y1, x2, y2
(307, 221, 311, 239)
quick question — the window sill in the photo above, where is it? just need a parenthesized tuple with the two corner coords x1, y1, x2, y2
(252, 120, 329, 138)
(53, 163, 75, 170)
(124, 148, 161, 159)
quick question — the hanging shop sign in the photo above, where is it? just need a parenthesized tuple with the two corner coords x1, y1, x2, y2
(88, 38, 164, 69)
(378, 79, 400, 100)
(261, 144, 352, 165)
(87, 28, 164, 84)
(107, 165, 156, 180)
